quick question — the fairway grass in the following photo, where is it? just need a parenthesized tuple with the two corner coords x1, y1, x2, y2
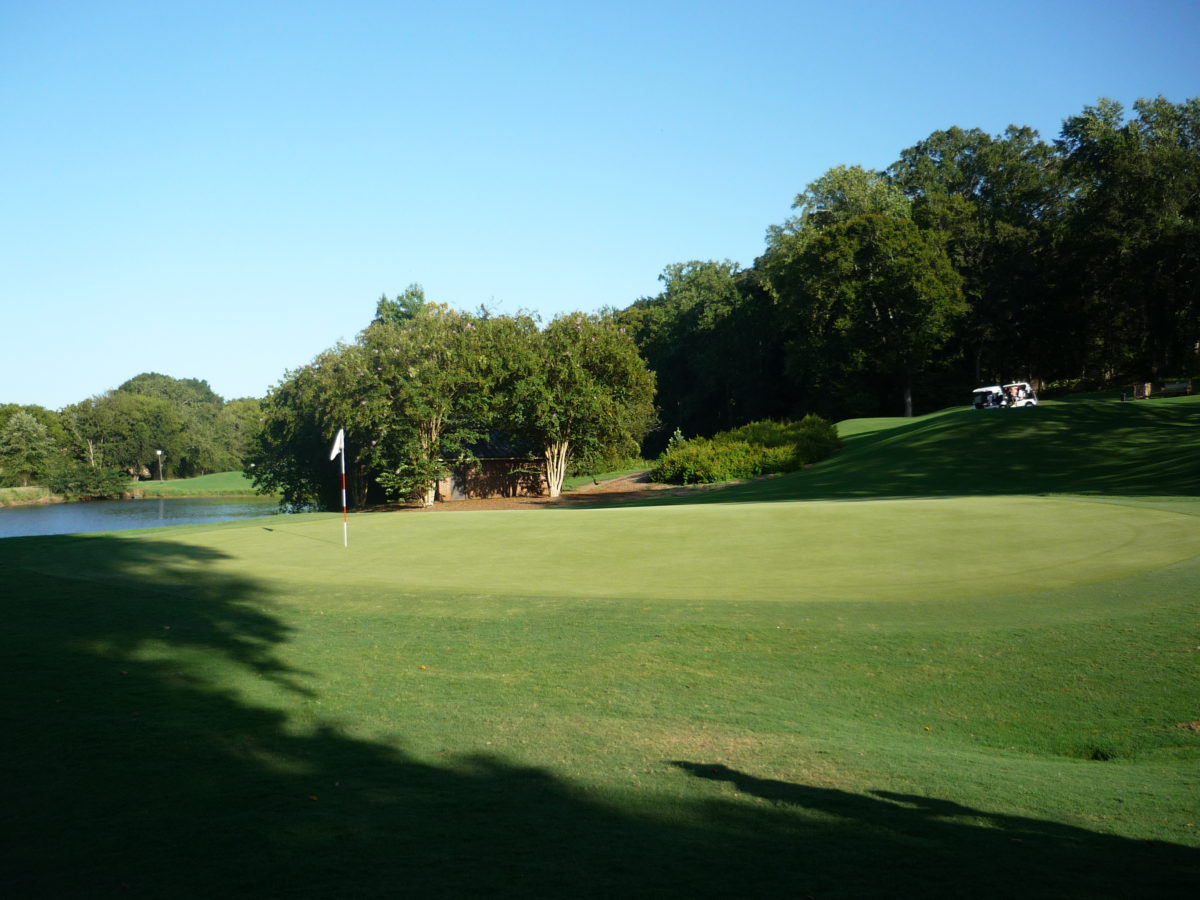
(134, 470, 264, 496)
(3, 487, 1198, 897)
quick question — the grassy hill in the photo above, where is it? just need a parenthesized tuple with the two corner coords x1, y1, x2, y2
(1, 395, 1197, 897)
(662, 393, 1200, 504)
(135, 470, 263, 496)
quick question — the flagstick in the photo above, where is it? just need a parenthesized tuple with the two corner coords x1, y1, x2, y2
(340, 444, 348, 548)
(330, 427, 348, 548)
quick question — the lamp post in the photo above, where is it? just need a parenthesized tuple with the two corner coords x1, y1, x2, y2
(156, 449, 164, 481)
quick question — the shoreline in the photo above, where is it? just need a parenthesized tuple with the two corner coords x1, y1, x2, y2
(0, 488, 270, 509)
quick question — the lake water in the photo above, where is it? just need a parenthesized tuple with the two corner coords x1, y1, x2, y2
(0, 496, 283, 539)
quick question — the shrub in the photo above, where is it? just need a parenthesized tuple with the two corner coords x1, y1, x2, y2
(715, 420, 796, 448)
(45, 460, 130, 499)
(649, 416, 841, 485)
(649, 439, 765, 484)
(792, 414, 842, 465)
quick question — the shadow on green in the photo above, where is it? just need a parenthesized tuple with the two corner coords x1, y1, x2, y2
(2, 533, 1195, 898)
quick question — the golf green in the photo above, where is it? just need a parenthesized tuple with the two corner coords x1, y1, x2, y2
(81, 494, 1200, 606)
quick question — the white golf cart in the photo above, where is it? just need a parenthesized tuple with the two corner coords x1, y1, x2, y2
(971, 382, 1038, 409)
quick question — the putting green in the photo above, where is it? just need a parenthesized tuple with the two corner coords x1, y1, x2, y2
(156, 495, 1200, 605)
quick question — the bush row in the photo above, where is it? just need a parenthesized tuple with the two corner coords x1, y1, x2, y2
(648, 415, 841, 485)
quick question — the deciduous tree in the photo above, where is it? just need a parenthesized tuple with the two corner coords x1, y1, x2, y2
(507, 313, 657, 497)
(0, 411, 55, 487)
(785, 213, 965, 416)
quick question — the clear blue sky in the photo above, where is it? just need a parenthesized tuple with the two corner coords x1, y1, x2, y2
(3, 0, 1197, 410)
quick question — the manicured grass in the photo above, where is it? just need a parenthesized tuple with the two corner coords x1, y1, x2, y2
(135, 470, 265, 497)
(649, 394, 1200, 504)
(2, 402, 1198, 897)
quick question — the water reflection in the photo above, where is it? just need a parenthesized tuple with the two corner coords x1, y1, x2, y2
(0, 496, 282, 539)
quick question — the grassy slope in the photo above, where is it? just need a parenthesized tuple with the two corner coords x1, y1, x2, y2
(2, 397, 1198, 897)
(654, 394, 1200, 504)
(135, 470, 263, 496)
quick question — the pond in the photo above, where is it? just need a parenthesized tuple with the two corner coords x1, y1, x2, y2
(0, 496, 284, 539)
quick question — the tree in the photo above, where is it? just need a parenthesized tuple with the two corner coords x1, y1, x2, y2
(248, 344, 372, 510)
(506, 313, 657, 497)
(889, 125, 1064, 385)
(0, 411, 55, 487)
(117, 373, 233, 476)
(1055, 96, 1200, 380)
(0, 403, 69, 451)
(772, 164, 911, 237)
(620, 261, 784, 449)
(248, 300, 513, 510)
(360, 302, 496, 505)
(373, 284, 429, 327)
(217, 398, 262, 468)
(760, 165, 922, 418)
(62, 393, 184, 477)
(786, 213, 965, 416)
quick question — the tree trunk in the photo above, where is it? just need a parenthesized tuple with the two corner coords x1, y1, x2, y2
(903, 382, 913, 417)
(418, 418, 441, 508)
(544, 440, 569, 498)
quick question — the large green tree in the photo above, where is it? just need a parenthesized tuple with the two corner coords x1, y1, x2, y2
(890, 125, 1064, 385)
(506, 313, 657, 497)
(359, 302, 500, 505)
(1055, 96, 1200, 380)
(620, 261, 781, 447)
(117, 373, 236, 476)
(778, 213, 965, 416)
(62, 393, 184, 477)
(248, 344, 373, 510)
(0, 411, 55, 487)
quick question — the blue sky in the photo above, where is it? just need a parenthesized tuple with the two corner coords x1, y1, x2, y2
(3, 0, 1197, 410)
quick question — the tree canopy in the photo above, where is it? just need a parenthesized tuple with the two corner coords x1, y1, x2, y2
(6, 94, 1194, 497)
(623, 93, 1198, 441)
(247, 295, 656, 508)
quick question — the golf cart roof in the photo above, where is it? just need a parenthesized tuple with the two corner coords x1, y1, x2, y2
(973, 385, 1003, 394)
(1002, 382, 1033, 390)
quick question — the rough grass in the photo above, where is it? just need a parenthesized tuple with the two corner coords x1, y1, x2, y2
(1, 397, 1198, 897)
(0, 485, 52, 507)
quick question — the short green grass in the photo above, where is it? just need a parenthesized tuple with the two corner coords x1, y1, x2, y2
(135, 470, 265, 497)
(648, 394, 1200, 504)
(1, 399, 1198, 897)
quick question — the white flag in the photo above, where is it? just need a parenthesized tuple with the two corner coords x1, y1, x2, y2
(329, 428, 345, 461)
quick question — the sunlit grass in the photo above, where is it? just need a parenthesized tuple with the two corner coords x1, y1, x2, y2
(136, 470, 265, 496)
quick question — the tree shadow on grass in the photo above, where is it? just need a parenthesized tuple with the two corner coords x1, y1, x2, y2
(1, 533, 1196, 898)
(671, 762, 1199, 898)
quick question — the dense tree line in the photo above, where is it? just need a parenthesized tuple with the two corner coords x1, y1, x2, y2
(247, 293, 656, 509)
(8, 96, 1193, 496)
(0, 376, 261, 495)
(620, 96, 1199, 450)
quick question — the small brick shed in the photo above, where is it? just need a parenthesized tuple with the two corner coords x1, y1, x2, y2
(434, 458, 547, 502)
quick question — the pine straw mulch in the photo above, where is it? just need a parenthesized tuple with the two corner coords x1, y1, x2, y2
(375, 471, 727, 514)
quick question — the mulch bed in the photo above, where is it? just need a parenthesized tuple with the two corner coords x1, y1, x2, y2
(372, 472, 714, 513)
